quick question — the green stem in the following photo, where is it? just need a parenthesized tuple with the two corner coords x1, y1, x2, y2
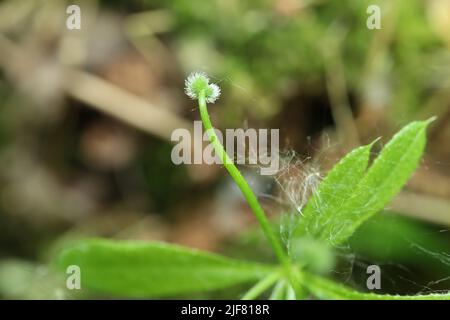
(241, 272, 280, 300)
(198, 91, 289, 269)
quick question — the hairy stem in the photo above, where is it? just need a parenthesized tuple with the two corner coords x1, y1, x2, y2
(198, 91, 289, 269)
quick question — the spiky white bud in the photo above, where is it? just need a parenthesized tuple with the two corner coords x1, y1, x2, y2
(184, 71, 221, 103)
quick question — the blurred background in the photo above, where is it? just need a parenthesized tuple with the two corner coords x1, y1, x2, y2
(0, 0, 449, 299)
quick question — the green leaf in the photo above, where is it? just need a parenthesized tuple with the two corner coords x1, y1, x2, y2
(329, 119, 433, 245)
(58, 239, 276, 298)
(293, 143, 374, 242)
(269, 279, 287, 300)
(295, 119, 433, 246)
(303, 272, 450, 300)
(240, 272, 281, 300)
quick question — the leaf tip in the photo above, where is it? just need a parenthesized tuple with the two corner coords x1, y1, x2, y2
(425, 116, 437, 125)
(369, 137, 381, 147)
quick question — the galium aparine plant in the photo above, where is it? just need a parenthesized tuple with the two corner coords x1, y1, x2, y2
(58, 72, 449, 300)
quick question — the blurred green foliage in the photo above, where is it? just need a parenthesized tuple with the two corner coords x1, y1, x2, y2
(149, 0, 444, 124)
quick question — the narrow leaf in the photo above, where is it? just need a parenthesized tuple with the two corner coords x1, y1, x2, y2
(329, 119, 433, 245)
(294, 143, 374, 242)
(58, 239, 276, 298)
(269, 279, 287, 300)
(241, 272, 280, 300)
(303, 272, 450, 300)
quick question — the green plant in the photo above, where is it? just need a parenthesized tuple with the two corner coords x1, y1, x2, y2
(57, 72, 449, 300)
